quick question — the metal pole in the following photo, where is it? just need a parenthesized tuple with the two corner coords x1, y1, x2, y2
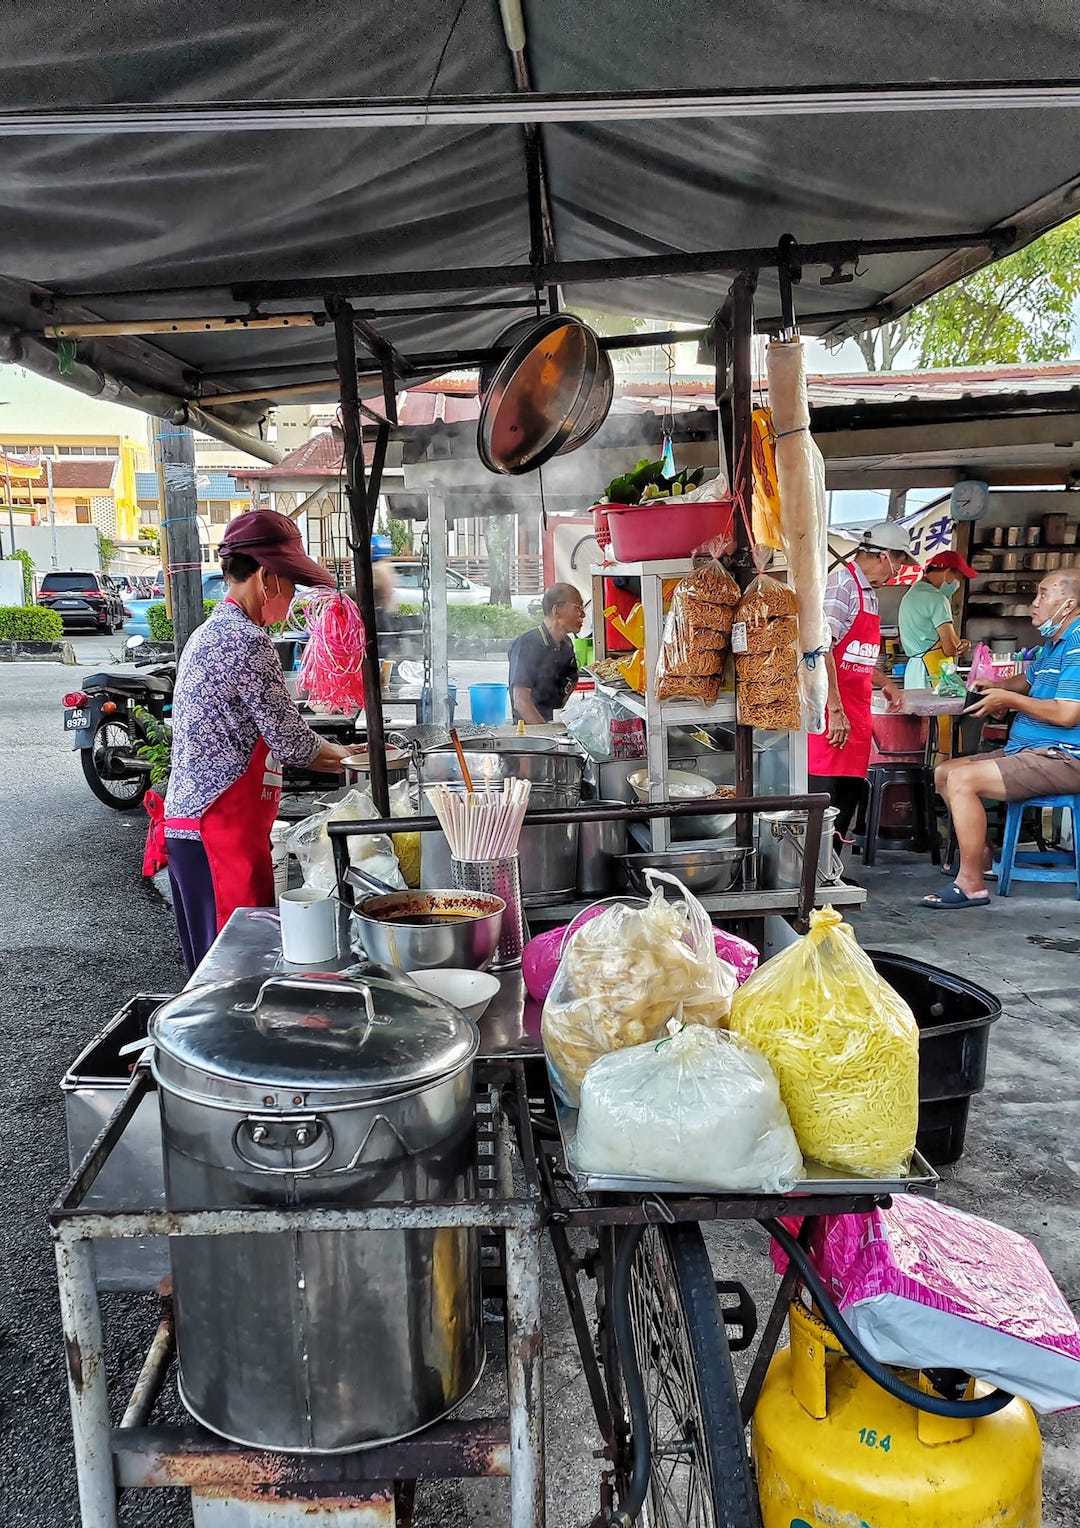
(729, 272, 758, 841)
(428, 489, 451, 728)
(4, 462, 13, 556)
(330, 298, 389, 815)
(54, 1233, 120, 1528)
(47, 455, 58, 568)
(504, 1224, 545, 1528)
(152, 423, 204, 653)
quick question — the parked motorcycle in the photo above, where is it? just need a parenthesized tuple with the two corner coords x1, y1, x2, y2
(64, 637, 175, 811)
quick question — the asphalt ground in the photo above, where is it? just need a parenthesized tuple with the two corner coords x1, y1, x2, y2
(1, 646, 1076, 1524)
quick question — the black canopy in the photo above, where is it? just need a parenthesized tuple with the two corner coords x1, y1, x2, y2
(1, 1, 1078, 450)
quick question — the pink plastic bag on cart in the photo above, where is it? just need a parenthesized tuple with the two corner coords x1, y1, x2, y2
(523, 916, 758, 1004)
(773, 1195, 1080, 1413)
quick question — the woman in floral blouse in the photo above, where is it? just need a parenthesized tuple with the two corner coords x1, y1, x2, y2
(161, 509, 352, 970)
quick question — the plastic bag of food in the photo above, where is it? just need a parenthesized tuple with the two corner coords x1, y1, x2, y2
(772, 1197, 1080, 1413)
(729, 907, 918, 1176)
(656, 561, 739, 704)
(573, 1021, 804, 1191)
(733, 574, 801, 728)
(285, 789, 406, 893)
(542, 873, 738, 1106)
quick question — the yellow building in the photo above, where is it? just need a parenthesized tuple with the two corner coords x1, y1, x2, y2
(0, 433, 146, 542)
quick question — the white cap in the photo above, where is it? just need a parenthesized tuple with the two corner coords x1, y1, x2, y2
(828, 521, 920, 564)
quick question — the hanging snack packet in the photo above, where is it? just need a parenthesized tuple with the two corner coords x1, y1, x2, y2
(655, 560, 740, 705)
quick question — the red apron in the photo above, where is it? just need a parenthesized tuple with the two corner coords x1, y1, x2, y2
(807, 564, 881, 780)
(161, 740, 283, 933)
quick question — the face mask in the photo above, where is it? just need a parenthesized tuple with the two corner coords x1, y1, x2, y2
(260, 573, 293, 626)
(1038, 600, 1073, 639)
(941, 580, 960, 598)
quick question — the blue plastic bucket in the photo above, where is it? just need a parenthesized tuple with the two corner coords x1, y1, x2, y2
(469, 683, 509, 726)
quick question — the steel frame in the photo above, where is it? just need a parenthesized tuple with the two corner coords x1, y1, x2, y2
(50, 1063, 546, 1528)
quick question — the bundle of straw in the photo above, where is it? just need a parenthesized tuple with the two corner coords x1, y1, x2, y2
(426, 778, 532, 861)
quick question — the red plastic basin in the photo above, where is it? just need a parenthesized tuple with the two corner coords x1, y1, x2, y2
(607, 497, 734, 562)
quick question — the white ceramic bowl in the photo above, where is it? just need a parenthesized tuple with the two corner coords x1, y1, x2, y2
(405, 967, 502, 1022)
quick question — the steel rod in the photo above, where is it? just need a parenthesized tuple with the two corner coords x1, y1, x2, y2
(4, 80, 1080, 135)
(52, 1199, 541, 1237)
(730, 271, 758, 846)
(54, 1235, 119, 1528)
(331, 297, 390, 815)
(56, 1066, 152, 1211)
(119, 1304, 175, 1431)
(504, 1223, 546, 1528)
(45, 313, 321, 339)
(225, 231, 996, 305)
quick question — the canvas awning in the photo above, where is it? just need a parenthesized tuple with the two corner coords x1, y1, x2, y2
(1, 1, 1079, 456)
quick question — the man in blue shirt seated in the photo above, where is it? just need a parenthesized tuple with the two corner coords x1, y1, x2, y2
(924, 568, 1080, 910)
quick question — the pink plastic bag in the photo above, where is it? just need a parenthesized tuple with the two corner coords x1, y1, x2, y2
(773, 1196, 1080, 1413)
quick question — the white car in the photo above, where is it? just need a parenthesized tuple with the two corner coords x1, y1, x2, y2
(389, 560, 489, 606)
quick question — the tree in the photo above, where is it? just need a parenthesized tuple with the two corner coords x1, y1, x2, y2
(6, 548, 33, 601)
(483, 515, 515, 606)
(139, 526, 160, 556)
(909, 220, 1080, 366)
(98, 534, 117, 567)
(851, 217, 1080, 371)
(851, 316, 911, 372)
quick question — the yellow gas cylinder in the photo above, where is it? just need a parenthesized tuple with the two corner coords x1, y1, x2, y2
(752, 1302, 1042, 1528)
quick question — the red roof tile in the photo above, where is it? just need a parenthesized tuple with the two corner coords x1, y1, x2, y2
(49, 460, 116, 490)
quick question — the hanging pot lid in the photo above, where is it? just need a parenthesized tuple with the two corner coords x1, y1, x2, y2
(477, 313, 604, 476)
(557, 343, 614, 456)
(149, 971, 478, 1110)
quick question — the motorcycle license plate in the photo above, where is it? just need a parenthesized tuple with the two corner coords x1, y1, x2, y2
(65, 707, 91, 730)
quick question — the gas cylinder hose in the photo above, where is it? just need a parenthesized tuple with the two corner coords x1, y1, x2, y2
(608, 1224, 650, 1527)
(766, 1219, 1014, 1418)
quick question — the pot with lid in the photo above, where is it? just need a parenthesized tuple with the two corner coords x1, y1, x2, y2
(150, 971, 483, 1453)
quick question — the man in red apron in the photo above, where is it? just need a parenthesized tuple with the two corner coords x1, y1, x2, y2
(155, 510, 354, 971)
(808, 522, 913, 841)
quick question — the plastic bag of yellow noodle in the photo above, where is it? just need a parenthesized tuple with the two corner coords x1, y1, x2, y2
(542, 871, 739, 1107)
(728, 907, 918, 1177)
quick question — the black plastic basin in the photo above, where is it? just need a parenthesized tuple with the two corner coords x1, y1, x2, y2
(867, 950, 1001, 1166)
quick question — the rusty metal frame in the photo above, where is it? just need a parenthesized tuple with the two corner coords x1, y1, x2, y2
(50, 1062, 545, 1528)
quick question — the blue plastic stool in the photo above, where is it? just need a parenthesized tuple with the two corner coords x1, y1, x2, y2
(993, 794, 1080, 897)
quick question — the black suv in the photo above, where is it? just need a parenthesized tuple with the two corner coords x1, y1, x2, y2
(37, 571, 127, 632)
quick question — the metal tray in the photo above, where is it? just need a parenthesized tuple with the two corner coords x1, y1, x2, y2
(555, 1099, 938, 1199)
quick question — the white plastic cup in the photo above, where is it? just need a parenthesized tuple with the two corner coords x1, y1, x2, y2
(279, 888, 339, 965)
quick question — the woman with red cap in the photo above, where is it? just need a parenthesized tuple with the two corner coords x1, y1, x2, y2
(898, 549, 978, 690)
(158, 509, 353, 970)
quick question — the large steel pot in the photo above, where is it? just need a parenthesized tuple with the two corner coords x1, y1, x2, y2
(420, 747, 584, 906)
(150, 971, 483, 1453)
(350, 887, 505, 971)
(757, 807, 843, 890)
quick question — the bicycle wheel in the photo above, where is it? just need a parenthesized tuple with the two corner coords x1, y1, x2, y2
(624, 1221, 760, 1528)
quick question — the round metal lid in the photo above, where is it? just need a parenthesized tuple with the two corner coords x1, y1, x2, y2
(477, 314, 602, 475)
(149, 972, 479, 1109)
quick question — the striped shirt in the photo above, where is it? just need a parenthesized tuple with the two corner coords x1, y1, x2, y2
(1006, 616, 1080, 758)
(823, 561, 878, 645)
(164, 600, 323, 832)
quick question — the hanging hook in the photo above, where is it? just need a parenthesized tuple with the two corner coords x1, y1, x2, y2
(776, 234, 802, 339)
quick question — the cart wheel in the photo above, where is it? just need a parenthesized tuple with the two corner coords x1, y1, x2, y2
(623, 1221, 760, 1528)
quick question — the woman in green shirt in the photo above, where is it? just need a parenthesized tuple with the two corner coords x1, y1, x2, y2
(898, 550, 976, 689)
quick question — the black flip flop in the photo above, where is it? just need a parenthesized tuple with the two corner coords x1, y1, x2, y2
(921, 882, 991, 911)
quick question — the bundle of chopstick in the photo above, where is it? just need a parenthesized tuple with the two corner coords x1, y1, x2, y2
(426, 778, 532, 862)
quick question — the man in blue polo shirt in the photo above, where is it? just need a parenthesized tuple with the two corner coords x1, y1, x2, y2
(924, 568, 1080, 910)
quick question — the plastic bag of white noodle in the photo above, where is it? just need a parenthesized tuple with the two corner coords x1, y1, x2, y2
(572, 1022, 804, 1192)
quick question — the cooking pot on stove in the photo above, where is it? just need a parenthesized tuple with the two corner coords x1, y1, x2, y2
(150, 971, 483, 1453)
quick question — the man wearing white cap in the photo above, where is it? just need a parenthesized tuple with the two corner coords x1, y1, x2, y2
(808, 522, 913, 840)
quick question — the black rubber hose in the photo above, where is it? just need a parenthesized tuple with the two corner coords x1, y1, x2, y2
(765, 1218, 1014, 1418)
(608, 1224, 650, 1528)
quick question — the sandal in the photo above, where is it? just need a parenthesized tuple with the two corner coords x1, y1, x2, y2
(921, 882, 991, 911)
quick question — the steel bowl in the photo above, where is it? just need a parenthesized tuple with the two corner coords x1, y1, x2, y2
(351, 890, 505, 972)
(619, 845, 753, 897)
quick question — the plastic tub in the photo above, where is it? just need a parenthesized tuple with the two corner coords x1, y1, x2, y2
(607, 498, 734, 562)
(469, 683, 509, 726)
(867, 950, 1001, 1165)
(869, 712, 928, 763)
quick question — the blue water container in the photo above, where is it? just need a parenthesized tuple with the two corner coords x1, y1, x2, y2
(469, 683, 509, 726)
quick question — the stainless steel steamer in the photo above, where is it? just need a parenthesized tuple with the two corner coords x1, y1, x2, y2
(150, 972, 483, 1453)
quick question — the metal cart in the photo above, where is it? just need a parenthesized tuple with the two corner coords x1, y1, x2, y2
(50, 794, 944, 1528)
